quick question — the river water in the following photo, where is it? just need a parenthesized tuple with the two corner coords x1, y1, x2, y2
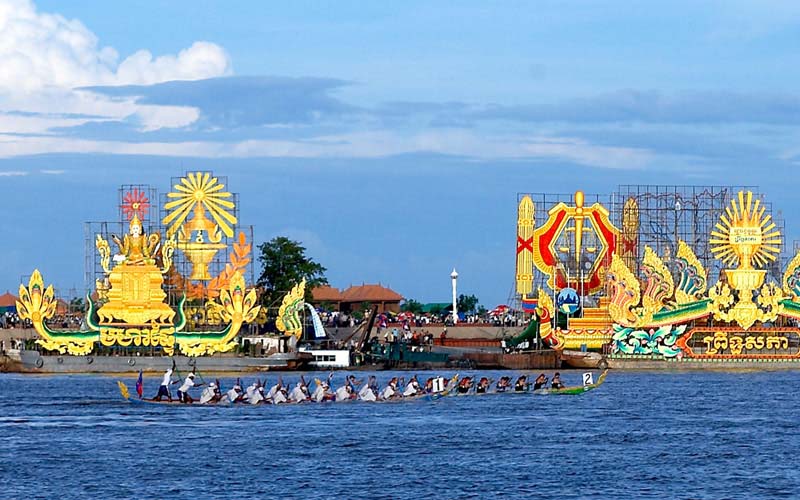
(1, 370, 799, 499)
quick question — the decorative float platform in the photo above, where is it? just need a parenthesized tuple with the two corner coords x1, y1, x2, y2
(14, 172, 265, 367)
(514, 185, 800, 369)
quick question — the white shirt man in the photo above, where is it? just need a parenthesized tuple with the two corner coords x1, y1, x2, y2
(249, 385, 266, 405)
(161, 369, 173, 387)
(381, 381, 397, 400)
(358, 384, 377, 402)
(227, 383, 243, 403)
(267, 383, 287, 404)
(403, 379, 421, 397)
(199, 382, 218, 404)
(288, 383, 308, 403)
(177, 373, 196, 402)
(335, 385, 351, 402)
(154, 367, 173, 401)
(311, 383, 328, 402)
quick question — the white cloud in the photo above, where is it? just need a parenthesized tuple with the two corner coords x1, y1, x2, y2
(0, 129, 653, 169)
(0, 0, 231, 133)
(0, 170, 27, 176)
(40, 169, 64, 175)
(116, 42, 231, 86)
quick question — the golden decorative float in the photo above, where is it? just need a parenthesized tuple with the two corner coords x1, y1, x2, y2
(17, 171, 260, 356)
(516, 187, 800, 363)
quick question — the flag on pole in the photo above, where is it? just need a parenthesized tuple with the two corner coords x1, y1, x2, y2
(135, 370, 143, 399)
(521, 297, 539, 313)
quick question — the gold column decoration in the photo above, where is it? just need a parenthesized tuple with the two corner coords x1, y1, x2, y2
(515, 196, 535, 297)
(621, 197, 639, 273)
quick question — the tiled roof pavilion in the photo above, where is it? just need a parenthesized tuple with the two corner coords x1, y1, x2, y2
(310, 283, 403, 313)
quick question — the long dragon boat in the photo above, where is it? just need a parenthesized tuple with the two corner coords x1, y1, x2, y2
(117, 371, 606, 406)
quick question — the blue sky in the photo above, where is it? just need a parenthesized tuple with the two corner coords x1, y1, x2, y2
(2, 1, 800, 307)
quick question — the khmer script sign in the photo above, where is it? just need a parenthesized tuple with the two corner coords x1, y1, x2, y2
(678, 327, 799, 358)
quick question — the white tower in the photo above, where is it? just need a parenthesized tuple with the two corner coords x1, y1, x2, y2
(451, 268, 458, 325)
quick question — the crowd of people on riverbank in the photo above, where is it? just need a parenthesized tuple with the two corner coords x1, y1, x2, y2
(144, 362, 568, 405)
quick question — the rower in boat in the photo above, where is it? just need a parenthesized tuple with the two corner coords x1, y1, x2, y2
(514, 375, 529, 392)
(244, 380, 260, 403)
(403, 375, 422, 397)
(199, 381, 222, 405)
(456, 377, 473, 394)
(177, 372, 203, 403)
(289, 377, 311, 403)
(346, 375, 363, 392)
(533, 374, 549, 391)
(311, 380, 334, 402)
(226, 379, 244, 403)
(381, 377, 401, 399)
(496, 376, 512, 392)
(358, 376, 378, 401)
(551, 372, 565, 390)
(267, 378, 288, 404)
(248, 380, 269, 405)
(335, 383, 354, 401)
(476, 377, 491, 394)
(369, 375, 380, 395)
(153, 360, 177, 402)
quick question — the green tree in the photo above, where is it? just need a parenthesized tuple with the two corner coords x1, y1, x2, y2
(256, 236, 328, 309)
(401, 299, 423, 314)
(457, 294, 480, 314)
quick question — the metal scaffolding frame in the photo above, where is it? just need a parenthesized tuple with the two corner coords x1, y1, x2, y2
(612, 184, 785, 286)
(515, 185, 788, 303)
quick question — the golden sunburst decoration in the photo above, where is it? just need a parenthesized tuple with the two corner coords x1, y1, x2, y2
(162, 172, 237, 238)
(709, 190, 781, 270)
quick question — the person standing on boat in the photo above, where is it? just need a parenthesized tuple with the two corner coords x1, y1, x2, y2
(533, 374, 549, 391)
(177, 372, 203, 403)
(551, 372, 564, 390)
(154, 361, 177, 402)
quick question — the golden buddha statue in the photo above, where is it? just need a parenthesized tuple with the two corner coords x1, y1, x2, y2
(97, 214, 174, 326)
(112, 214, 160, 266)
